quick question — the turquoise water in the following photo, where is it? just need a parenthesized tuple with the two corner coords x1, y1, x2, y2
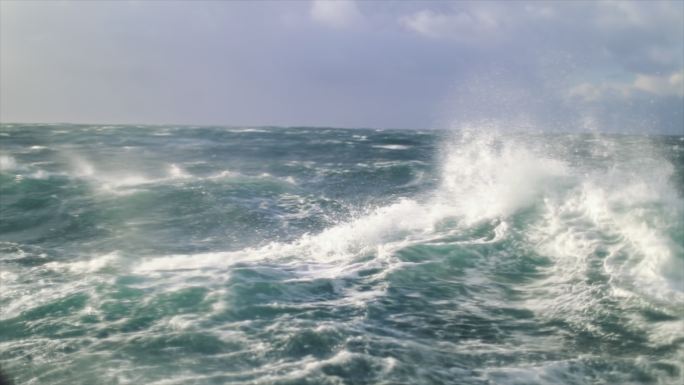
(1, 124, 683, 384)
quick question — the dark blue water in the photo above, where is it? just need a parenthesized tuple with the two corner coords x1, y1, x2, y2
(1, 124, 683, 384)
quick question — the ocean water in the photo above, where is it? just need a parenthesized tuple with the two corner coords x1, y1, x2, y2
(0, 123, 683, 385)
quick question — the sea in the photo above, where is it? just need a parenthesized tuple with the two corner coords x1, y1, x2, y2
(0, 123, 683, 385)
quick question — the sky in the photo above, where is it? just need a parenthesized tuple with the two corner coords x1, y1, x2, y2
(1, 0, 682, 133)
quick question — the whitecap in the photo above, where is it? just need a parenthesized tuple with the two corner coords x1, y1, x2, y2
(45, 251, 119, 274)
(0, 154, 17, 170)
(372, 144, 411, 150)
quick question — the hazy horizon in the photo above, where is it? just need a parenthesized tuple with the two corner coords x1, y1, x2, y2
(2, 121, 684, 137)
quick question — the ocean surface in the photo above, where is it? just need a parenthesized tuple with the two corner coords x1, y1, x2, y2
(1, 123, 683, 385)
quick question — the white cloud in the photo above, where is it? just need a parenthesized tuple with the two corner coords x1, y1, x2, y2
(633, 72, 684, 97)
(310, 0, 362, 29)
(568, 71, 684, 102)
(399, 8, 500, 40)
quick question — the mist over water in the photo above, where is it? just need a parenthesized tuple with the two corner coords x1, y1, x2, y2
(1, 123, 683, 384)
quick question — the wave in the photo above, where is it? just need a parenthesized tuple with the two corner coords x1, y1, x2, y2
(6, 125, 680, 317)
(133, 126, 682, 313)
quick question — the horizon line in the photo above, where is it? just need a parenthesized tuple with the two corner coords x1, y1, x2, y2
(0, 121, 681, 136)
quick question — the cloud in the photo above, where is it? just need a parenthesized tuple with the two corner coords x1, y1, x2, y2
(310, 0, 362, 29)
(398, 1, 683, 72)
(399, 7, 500, 41)
(633, 72, 684, 97)
(568, 71, 684, 102)
(398, 1, 683, 130)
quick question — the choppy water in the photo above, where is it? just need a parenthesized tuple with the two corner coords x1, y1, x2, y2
(1, 123, 683, 385)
